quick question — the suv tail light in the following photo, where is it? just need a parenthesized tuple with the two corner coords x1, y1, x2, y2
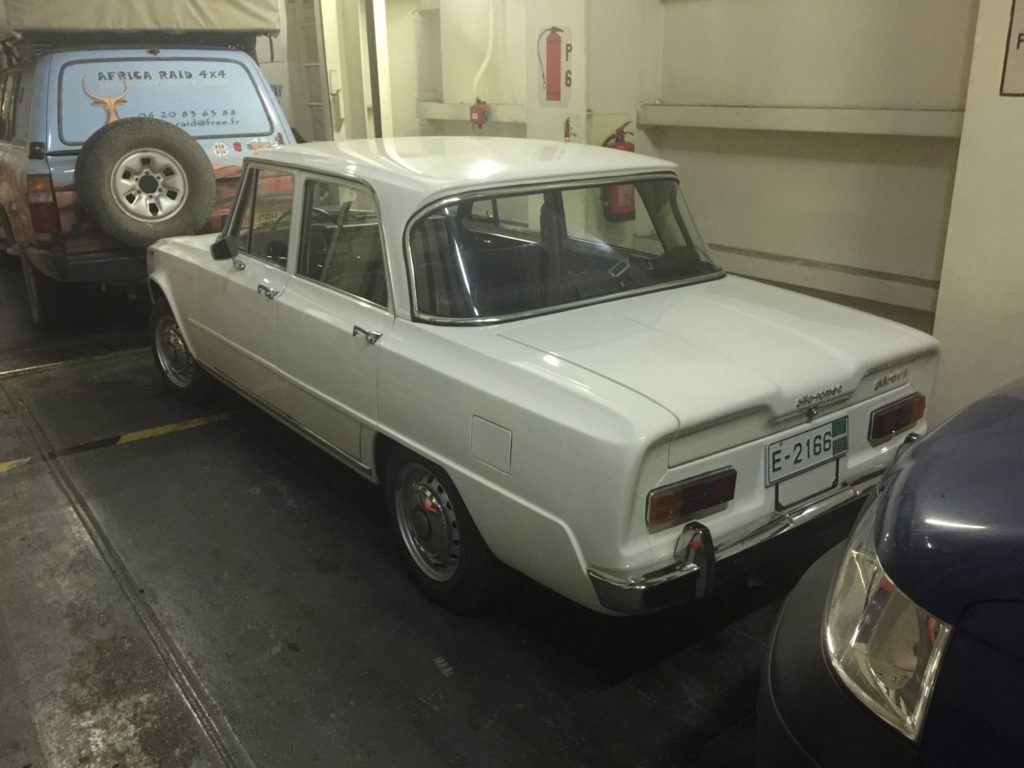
(27, 174, 60, 234)
(869, 393, 926, 444)
(647, 467, 736, 529)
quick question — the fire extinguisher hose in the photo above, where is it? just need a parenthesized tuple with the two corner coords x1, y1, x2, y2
(472, 1, 495, 102)
(537, 27, 562, 89)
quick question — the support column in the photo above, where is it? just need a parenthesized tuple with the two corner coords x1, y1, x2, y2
(931, 0, 1024, 420)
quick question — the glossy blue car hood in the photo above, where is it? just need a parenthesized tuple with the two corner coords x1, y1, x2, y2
(875, 379, 1024, 623)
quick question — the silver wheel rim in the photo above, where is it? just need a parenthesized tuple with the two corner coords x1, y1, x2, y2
(394, 463, 460, 582)
(110, 148, 189, 222)
(154, 314, 194, 388)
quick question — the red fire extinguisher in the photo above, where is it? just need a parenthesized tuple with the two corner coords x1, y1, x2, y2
(538, 26, 563, 102)
(470, 98, 489, 129)
(602, 121, 636, 222)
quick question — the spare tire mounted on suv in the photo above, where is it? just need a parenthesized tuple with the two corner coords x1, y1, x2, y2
(75, 117, 216, 248)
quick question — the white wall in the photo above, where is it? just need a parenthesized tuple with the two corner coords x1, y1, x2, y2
(388, 0, 527, 138)
(385, 0, 419, 136)
(659, 0, 976, 109)
(586, 0, 662, 115)
(647, 129, 957, 311)
(931, 0, 1024, 420)
(632, 0, 979, 318)
(441, 0, 525, 106)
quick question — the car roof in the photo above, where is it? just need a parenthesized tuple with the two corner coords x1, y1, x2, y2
(38, 47, 257, 64)
(253, 136, 679, 210)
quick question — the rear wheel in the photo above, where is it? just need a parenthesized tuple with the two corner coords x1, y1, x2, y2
(21, 253, 71, 330)
(149, 296, 213, 404)
(386, 448, 500, 613)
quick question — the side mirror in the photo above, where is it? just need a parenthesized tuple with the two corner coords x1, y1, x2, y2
(211, 237, 238, 261)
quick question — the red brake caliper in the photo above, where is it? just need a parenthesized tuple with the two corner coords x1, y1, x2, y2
(419, 492, 439, 516)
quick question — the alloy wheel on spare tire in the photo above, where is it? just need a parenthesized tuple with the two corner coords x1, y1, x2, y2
(75, 117, 216, 248)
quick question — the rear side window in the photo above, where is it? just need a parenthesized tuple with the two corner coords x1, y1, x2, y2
(297, 179, 387, 306)
(58, 57, 273, 145)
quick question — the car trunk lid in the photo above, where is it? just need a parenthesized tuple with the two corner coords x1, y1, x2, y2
(498, 275, 936, 460)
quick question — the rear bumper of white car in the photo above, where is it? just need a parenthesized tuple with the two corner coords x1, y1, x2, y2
(586, 473, 879, 614)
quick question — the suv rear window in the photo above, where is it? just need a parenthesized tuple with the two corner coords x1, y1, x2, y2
(58, 57, 273, 145)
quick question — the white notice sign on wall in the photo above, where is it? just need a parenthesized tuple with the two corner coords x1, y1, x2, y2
(1002, 0, 1024, 95)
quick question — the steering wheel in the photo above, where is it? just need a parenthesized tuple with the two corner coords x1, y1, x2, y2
(263, 207, 337, 268)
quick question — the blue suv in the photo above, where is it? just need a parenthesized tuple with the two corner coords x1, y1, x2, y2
(759, 379, 1024, 766)
(0, 47, 293, 328)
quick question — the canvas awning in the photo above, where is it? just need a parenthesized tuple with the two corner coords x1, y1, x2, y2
(0, 0, 280, 38)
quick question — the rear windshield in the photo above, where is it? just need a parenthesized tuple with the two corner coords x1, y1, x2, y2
(408, 177, 721, 322)
(59, 57, 273, 145)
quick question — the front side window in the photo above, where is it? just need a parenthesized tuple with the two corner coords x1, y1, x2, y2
(408, 177, 719, 321)
(228, 166, 295, 267)
(297, 179, 387, 306)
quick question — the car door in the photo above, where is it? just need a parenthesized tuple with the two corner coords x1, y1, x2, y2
(273, 175, 390, 463)
(188, 164, 296, 407)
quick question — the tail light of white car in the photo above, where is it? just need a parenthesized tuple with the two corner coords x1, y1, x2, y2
(27, 174, 60, 234)
(825, 499, 952, 741)
(869, 393, 926, 445)
(646, 467, 736, 530)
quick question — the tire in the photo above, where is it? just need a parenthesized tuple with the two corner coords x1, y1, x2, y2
(75, 118, 216, 248)
(21, 253, 71, 330)
(0, 209, 16, 269)
(149, 296, 213, 404)
(385, 448, 500, 613)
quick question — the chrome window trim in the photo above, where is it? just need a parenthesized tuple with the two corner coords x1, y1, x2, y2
(401, 172, 723, 326)
(290, 271, 394, 315)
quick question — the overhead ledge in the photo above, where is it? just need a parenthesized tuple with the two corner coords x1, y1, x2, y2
(637, 104, 963, 138)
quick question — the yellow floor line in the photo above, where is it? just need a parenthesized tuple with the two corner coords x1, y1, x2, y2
(116, 413, 229, 445)
(0, 457, 31, 475)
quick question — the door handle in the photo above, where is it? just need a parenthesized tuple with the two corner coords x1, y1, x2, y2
(352, 325, 382, 345)
(257, 283, 280, 299)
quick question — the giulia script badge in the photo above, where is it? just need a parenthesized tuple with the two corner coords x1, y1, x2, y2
(796, 385, 844, 409)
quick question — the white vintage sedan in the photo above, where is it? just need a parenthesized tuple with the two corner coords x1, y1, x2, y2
(147, 137, 939, 615)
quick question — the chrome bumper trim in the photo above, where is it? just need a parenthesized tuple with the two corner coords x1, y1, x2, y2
(712, 473, 880, 561)
(587, 473, 881, 615)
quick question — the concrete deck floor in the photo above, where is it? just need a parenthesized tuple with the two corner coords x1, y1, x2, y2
(0, 263, 822, 768)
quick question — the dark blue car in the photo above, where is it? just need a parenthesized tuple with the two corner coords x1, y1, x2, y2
(758, 379, 1024, 766)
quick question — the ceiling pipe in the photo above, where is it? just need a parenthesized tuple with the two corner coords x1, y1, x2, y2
(472, 0, 495, 100)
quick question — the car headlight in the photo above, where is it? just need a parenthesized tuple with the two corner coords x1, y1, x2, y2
(824, 499, 952, 741)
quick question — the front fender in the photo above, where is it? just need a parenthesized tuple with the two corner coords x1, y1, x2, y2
(146, 240, 201, 355)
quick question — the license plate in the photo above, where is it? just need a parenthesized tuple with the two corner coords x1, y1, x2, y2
(776, 460, 838, 508)
(766, 417, 848, 486)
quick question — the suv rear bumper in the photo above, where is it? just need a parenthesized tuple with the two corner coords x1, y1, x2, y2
(27, 244, 145, 283)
